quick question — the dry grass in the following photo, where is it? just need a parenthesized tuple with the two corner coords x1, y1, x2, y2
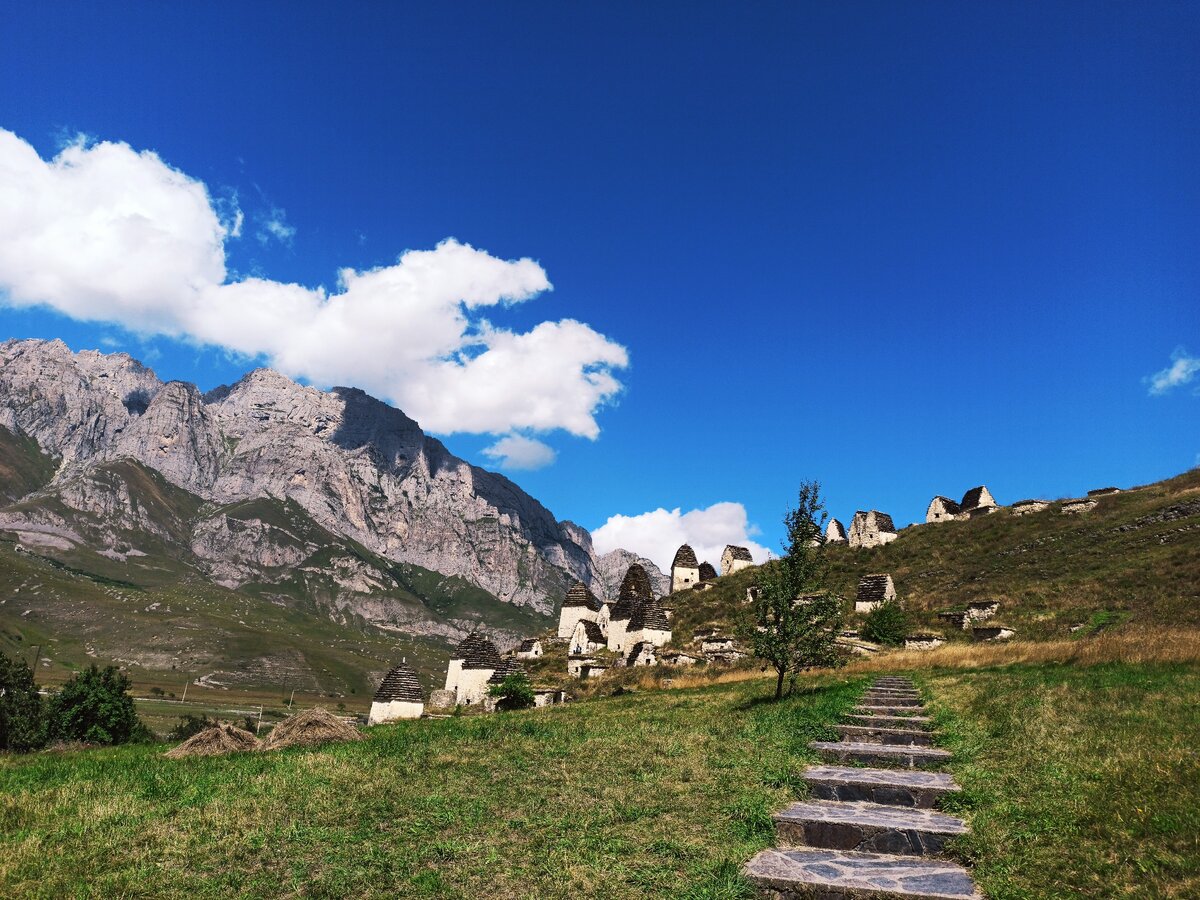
(842, 626, 1200, 672)
(260, 707, 363, 751)
(164, 724, 260, 759)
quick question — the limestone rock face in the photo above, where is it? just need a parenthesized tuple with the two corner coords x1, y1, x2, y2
(0, 339, 613, 613)
(592, 548, 670, 600)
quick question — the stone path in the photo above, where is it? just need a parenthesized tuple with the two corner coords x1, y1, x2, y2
(743, 676, 981, 898)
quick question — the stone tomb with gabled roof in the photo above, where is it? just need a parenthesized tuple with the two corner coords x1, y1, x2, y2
(925, 496, 963, 524)
(444, 631, 502, 705)
(855, 573, 897, 614)
(556, 580, 603, 639)
(671, 544, 701, 593)
(368, 662, 425, 724)
(960, 485, 998, 516)
(513, 638, 543, 659)
(824, 519, 848, 544)
(625, 597, 672, 650)
(849, 511, 898, 548)
(720, 544, 755, 576)
(570, 618, 606, 655)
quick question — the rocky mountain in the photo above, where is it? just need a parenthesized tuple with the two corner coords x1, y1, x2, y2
(594, 547, 670, 599)
(0, 339, 632, 639)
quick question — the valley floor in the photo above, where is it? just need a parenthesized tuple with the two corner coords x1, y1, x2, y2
(1, 656, 1197, 898)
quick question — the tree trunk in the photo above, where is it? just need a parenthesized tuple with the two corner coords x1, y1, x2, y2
(774, 666, 786, 701)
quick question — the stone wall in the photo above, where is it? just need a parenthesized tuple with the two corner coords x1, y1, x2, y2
(367, 699, 424, 724)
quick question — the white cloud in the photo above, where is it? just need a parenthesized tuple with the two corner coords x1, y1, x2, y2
(1147, 349, 1200, 396)
(257, 207, 295, 245)
(0, 129, 628, 443)
(482, 434, 557, 470)
(592, 502, 771, 574)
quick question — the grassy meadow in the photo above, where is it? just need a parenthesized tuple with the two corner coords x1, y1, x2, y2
(925, 660, 1200, 899)
(0, 672, 866, 899)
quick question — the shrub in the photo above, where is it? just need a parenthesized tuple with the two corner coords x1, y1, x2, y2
(488, 673, 535, 710)
(0, 651, 48, 752)
(862, 600, 909, 647)
(167, 713, 217, 742)
(48, 665, 145, 745)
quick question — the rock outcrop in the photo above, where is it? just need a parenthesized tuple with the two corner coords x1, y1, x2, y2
(0, 339, 615, 614)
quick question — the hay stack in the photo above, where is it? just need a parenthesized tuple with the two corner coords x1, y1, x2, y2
(261, 706, 363, 751)
(165, 723, 260, 759)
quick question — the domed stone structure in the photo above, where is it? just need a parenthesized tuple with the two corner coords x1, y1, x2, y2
(671, 544, 700, 593)
(368, 662, 425, 724)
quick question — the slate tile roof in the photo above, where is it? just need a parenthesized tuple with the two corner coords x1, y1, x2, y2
(724, 544, 754, 561)
(517, 638, 540, 653)
(672, 544, 699, 569)
(856, 573, 894, 603)
(698, 561, 718, 581)
(613, 563, 653, 619)
(487, 658, 527, 685)
(453, 631, 502, 670)
(574, 619, 605, 644)
(372, 663, 424, 703)
(628, 597, 671, 632)
(929, 496, 962, 515)
(563, 580, 603, 611)
(825, 519, 847, 540)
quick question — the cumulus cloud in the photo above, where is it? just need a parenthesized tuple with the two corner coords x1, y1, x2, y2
(1147, 349, 1200, 396)
(482, 434, 557, 470)
(0, 128, 628, 441)
(592, 502, 771, 574)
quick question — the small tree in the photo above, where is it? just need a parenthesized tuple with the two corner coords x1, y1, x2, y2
(0, 651, 47, 752)
(741, 481, 845, 700)
(862, 600, 909, 647)
(488, 672, 535, 710)
(48, 664, 144, 745)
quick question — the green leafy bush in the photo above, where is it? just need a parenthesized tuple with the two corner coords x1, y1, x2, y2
(0, 651, 47, 752)
(862, 600, 909, 647)
(488, 672, 535, 710)
(48, 665, 147, 745)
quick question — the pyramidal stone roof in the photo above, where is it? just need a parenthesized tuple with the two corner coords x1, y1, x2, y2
(855, 510, 897, 533)
(929, 496, 962, 514)
(372, 663, 424, 704)
(453, 631, 502, 670)
(517, 638, 540, 652)
(724, 544, 753, 561)
(826, 519, 847, 539)
(857, 573, 894, 602)
(672, 544, 699, 569)
(698, 561, 718, 581)
(613, 563, 653, 619)
(628, 597, 671, 632)
(487, 658, 526, 685)
(563, 580, 602, 611)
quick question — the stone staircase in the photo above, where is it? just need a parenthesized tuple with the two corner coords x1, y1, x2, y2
(743, 677, 980, 899)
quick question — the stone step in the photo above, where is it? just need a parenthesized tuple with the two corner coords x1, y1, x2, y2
(872, 678, 915, 685)
(744, 848, 981, 899)
(866, 689, 921, 697)
(862, 695, 922, 707)
(844, 713, 933, 730)
(774, 800, 968, 856)
(837, 724, 935, 746)
(804, 765, 961, 809)
(811, 740, 951, 770)
(855, 705, 928, 717)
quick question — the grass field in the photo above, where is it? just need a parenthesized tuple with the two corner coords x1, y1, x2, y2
(926, 661, 1200, 899)
(3, 649, 1199, 898)
(0, 673, 865, 899)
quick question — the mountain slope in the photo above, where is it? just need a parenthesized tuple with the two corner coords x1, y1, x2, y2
(0, 338, 610, 614)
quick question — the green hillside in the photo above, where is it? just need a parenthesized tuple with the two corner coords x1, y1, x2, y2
(0, 429, 551, 701)
(666, 468, 1200, 645)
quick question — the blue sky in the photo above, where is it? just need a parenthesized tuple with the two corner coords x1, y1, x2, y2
(0, 2, 1196, 569)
